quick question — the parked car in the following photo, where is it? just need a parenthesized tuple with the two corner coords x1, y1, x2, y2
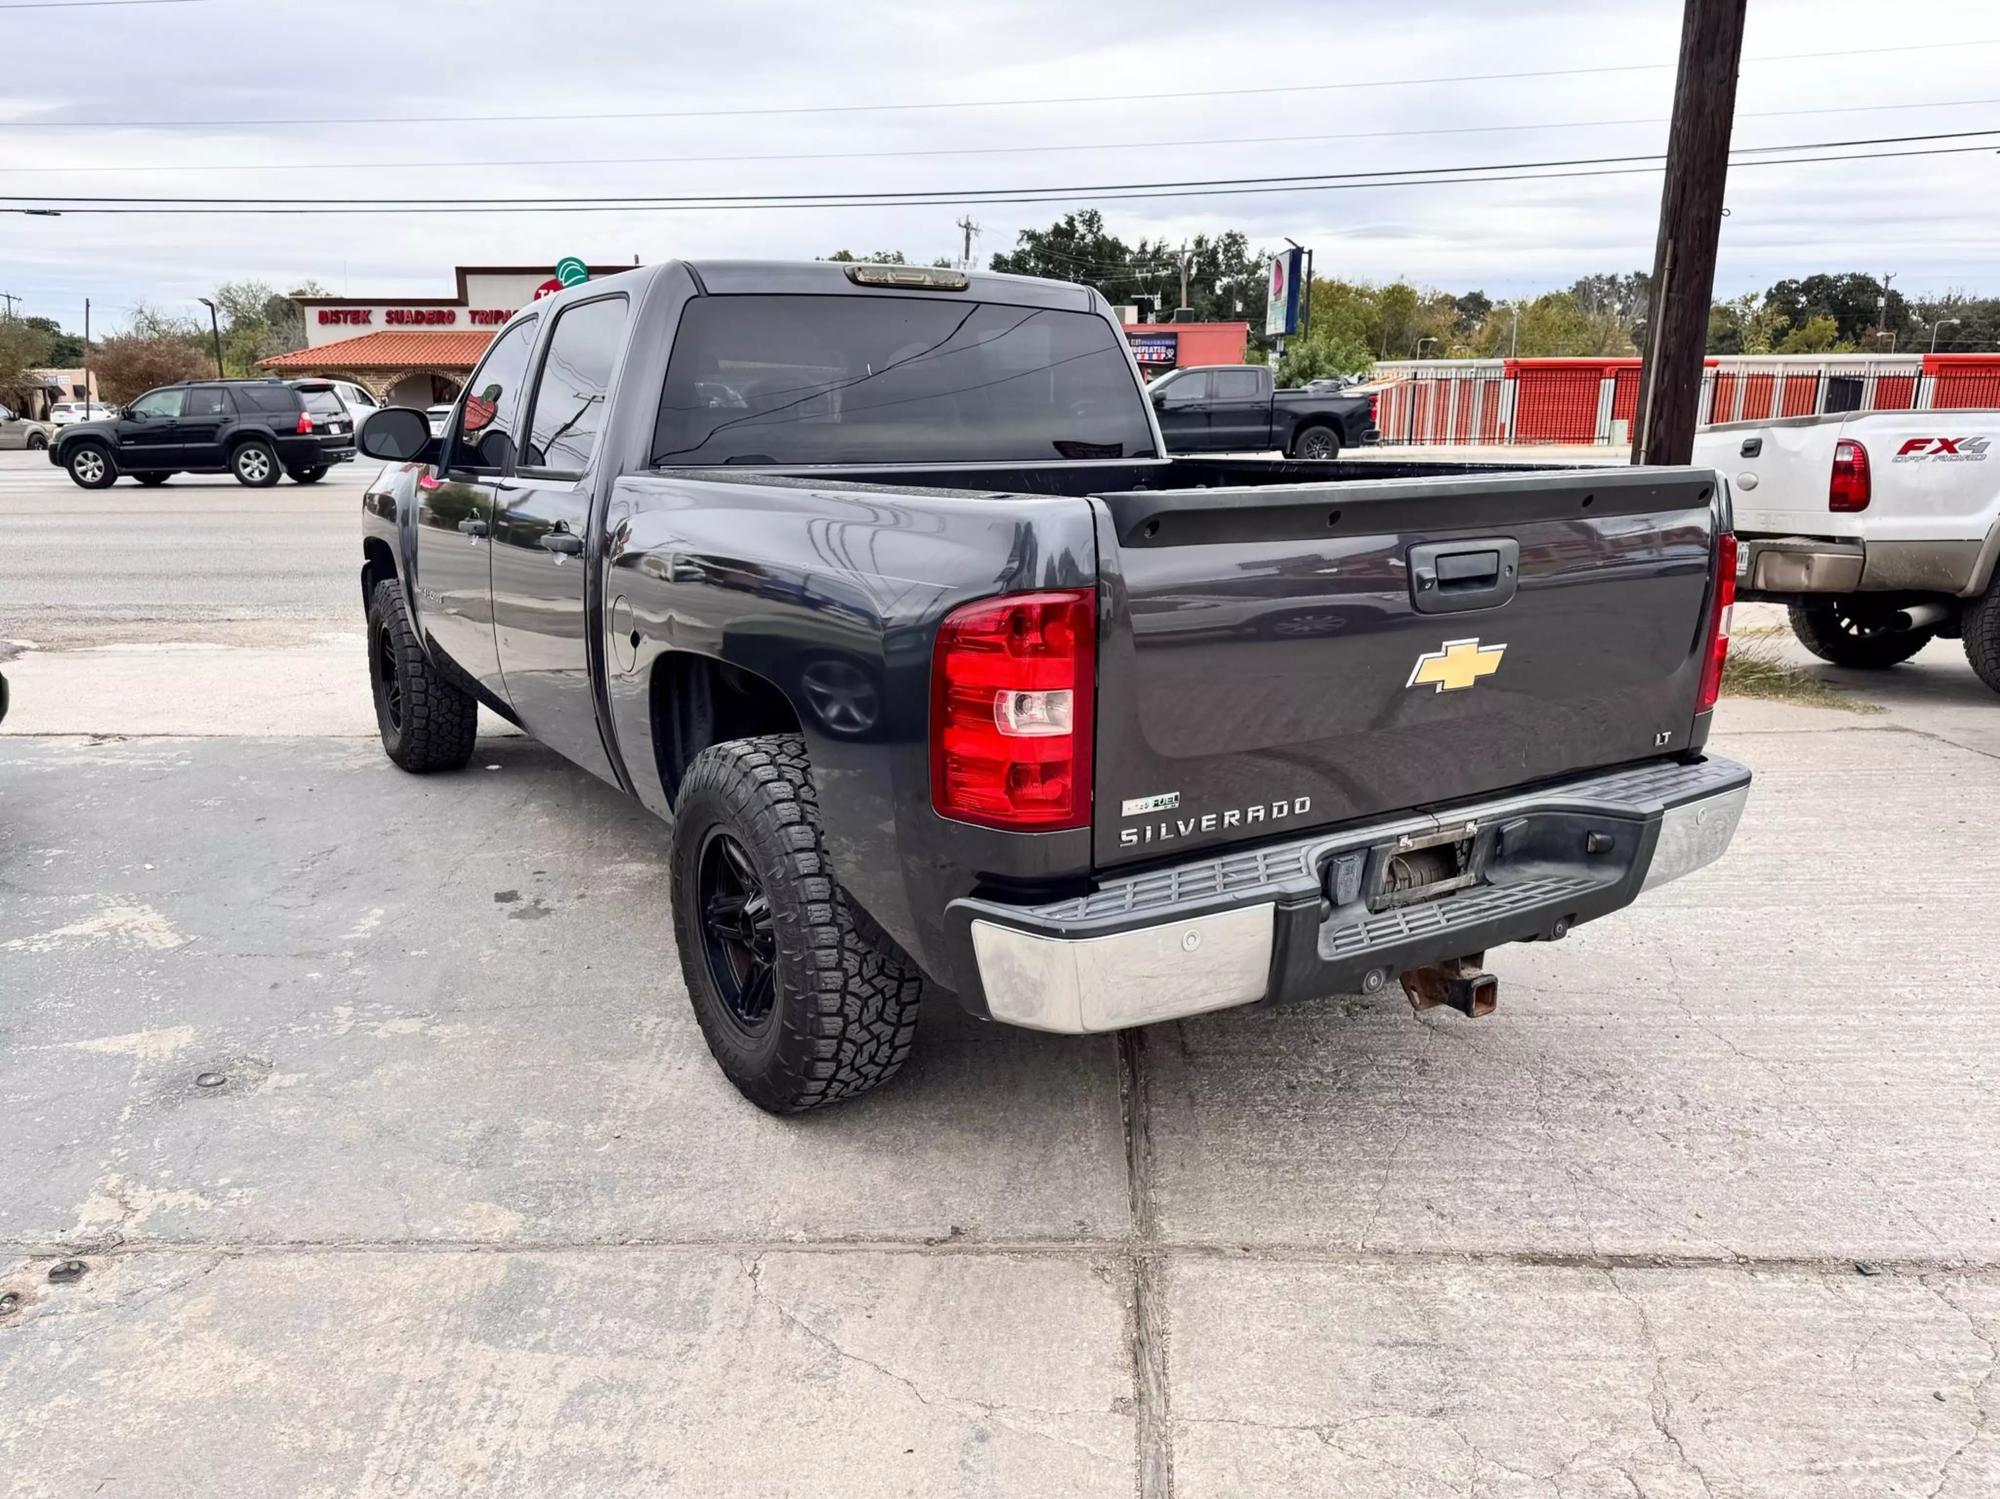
(0, 404, 54, 451)
(354, 259, 1748, 1112)
(48, 401, 117, 426)
(1146, 363, 1380, 457)
(425, 403, 455, 438)
(288, 378, 382, 429)
(48, 378, 354, 489)
(1693, 408, 2000, 693)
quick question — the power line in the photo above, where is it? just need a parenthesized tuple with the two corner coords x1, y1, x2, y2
(8, 129, 1994, 208)
(6, 38, 1999, 130)
(11, 142, 1993, 216)
(10, 96, 1997, 178)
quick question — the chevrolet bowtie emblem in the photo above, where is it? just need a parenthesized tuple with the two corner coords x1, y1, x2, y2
(1407, 638, 1507, 693)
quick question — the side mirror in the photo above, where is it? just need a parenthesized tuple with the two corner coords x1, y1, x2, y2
(125, 408, 148, 422)
(360, 406, 439, 463)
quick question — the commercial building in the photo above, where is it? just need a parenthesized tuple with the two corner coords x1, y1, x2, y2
(258, 263, 631, 406)
(1113, 315, 1250, 379)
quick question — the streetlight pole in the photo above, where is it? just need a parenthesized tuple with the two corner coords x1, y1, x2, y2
(1929, 318, 1961, 353)
(197, 297, 223, 377)
(1510, 303, 1520, 358)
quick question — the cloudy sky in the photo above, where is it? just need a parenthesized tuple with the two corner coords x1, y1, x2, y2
(3, 0, 1995, 334)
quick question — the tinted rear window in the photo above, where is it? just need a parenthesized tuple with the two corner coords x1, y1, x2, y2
(240, 385, 303, 414)
(301, 390, 345, 416)
(652, 294, 1155, 465)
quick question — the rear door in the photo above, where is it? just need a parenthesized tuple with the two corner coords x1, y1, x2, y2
(1208, 368, 1271, 452)
(173, 385, 234, 463)
(491, 292, 629, 785)
(412, 313, 538, 698)
(1088, 467, 1721, 868)
(1151, 370, 1212, 452)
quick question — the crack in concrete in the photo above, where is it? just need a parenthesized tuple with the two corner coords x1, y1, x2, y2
(1118, 1027, 1174, 1499)
(1919, 1277, 1998, 1499)
(1607, 1268, 1720, 1499)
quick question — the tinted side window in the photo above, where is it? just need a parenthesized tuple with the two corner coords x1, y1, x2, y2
(240, 385, 301, 414)
(1158, 372, 1210, 404)
(1213, 370, 1261, 400)
(450, 318, 538, 473)
(523, 296, 627, 474)
(185, 387, 231, 416)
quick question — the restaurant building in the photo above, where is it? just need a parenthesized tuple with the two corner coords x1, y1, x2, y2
(258, 263, 633, 406)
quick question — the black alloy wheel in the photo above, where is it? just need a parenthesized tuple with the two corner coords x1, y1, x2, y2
(696, 828, 778, 1032)
(374, 618, 404, 734)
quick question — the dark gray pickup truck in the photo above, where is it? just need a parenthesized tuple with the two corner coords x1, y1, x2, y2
(1147, 362, 1379, 458)
(355, 259, 1749, 1112)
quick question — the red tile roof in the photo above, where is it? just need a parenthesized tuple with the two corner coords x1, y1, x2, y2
(258, 330, 495, 371)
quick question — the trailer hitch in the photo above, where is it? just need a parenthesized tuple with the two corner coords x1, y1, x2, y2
(1400, 953, 1498, 1018)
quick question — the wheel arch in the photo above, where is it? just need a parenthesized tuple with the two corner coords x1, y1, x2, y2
(647, 649, 805, 810)
(361, 536, 398, 610)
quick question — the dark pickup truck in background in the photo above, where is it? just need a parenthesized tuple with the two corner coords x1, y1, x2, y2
(355, 258, 1748, 1112)
(1147, 362, 1380, 458)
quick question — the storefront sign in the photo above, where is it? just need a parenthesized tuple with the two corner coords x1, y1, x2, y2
(385, 308, 458, 326)
(1265, 248, 1303, 339)
(1129, 332, 1179, 366)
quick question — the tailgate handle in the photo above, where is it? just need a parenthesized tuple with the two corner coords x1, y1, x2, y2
(1409, 539, 1519, 615)
(1740, 437, 1762, 457)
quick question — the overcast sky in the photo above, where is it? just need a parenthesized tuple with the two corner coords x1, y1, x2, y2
(3, 0, 1995, 334)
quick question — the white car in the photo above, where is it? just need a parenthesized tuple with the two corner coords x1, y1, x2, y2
(48, 401, 117, 426)
(426, 404, 454, 437)
(1694, 408, 2000, 692)
(288, 379, 381, 430)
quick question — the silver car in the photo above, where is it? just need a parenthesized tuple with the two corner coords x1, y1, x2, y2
(0, 404, 55, 451)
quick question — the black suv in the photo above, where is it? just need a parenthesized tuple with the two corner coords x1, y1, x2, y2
(50, 379, 356, 490)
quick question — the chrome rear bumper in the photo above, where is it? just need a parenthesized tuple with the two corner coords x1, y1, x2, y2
(948, 756, 1750, 1034)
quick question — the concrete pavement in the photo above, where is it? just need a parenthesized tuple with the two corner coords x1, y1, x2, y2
(5, 450, 2000, 1496)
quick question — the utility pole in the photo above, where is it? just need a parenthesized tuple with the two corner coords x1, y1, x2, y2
(0, 291, 18, 320)
(82, 298, 91, 416)
(1878, 271, 1896, 335)
(1178, 251, 1192, 318)
(1630, 0, 1747, 467)
(955, 216, 980, 271)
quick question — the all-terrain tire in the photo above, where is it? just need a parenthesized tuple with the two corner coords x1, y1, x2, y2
(670, 734, 922, 1113)
(1963, 574, 2000, 695)
(1290, 423, 1342, 460)
(1788, 600, 1932, 669)
(366, 578, 479, 771)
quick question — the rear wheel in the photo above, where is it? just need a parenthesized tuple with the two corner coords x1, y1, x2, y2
(1788, 600, 1932, 669)
(1963, 573, 2000, 695)
(366, 578, 479, 771)
(134, 472, 171, 487)
(26, 432, 46, 451)
(231, 439, 280, 488)
(1290, 423, 1342, 460)
(65, 442, 115, 489)
(289, 466, 327, 484)
(670, 734, 922, 1113)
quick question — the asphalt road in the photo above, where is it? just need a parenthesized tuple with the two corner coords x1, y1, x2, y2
(4, 448, 2000, 1496)
(0, 449, 367, 648)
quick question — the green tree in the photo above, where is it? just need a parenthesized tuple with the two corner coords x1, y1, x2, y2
(1776, 314, 1848, 354)
(1763, 273, 1908, 348)
(822, 250, 908, 264)
(0, 317, 56, 404)
(20, 315, 83, 365)
(1465, 292, 1636, 358)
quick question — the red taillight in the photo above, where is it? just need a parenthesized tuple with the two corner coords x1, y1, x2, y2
(1367, 394, 1379, 424)
(1829, 438, 1870, 512)
(1696, 532, 1736, 714)
(296, 411, 314, 434)
(931, 590, 1095, 830)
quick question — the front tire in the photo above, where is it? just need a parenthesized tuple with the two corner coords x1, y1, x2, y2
(26, 432, 46, 451)
(670, 734, 922, 1113)
(231, 439, 281, 488)
(289, 466, 327, 484)
(65, 441, 115, 489)
(1290, 423, 1342, 460)
(1788, 600, 1932, 669)
(366, 578, 479, 771)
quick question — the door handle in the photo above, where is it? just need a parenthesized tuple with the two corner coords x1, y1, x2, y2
(1739, 437, 1762, 457)
(539, 532, 584, 555)
(457, 518, 488, 538)
(1408, 538, 1519, 615)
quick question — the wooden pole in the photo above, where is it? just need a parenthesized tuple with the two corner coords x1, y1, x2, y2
(1630, 0, 1747, 466)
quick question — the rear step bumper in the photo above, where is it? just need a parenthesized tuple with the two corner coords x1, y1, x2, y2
(944, 755, 1750, 1033)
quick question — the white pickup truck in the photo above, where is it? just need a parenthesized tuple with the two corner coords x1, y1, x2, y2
(1693, 409, 2000, 693)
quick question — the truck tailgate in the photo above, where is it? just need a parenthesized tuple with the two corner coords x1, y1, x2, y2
(1089, 468, 1721, 869)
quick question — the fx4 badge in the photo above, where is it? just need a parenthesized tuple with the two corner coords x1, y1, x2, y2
(1407, 638, 1506, 693)
(1895, 437, 1990, 463)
